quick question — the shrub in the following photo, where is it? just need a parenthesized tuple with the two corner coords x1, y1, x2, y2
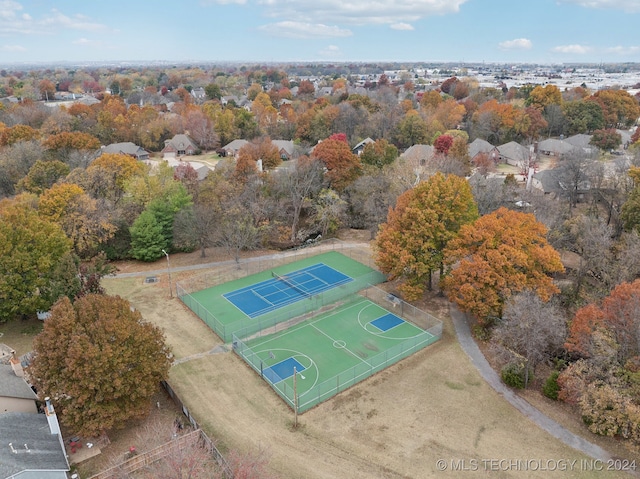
(501, 362, 531, 389)
(543, 370, 560, 400)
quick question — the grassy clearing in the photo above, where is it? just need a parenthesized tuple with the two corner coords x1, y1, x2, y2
(0, 317, 43, 356)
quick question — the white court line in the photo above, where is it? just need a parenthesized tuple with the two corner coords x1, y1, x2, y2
(308, 322, 372, 368)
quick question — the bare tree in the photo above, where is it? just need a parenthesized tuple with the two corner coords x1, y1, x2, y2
(492, 291, 566, 388)
(271, 156, 326, 242)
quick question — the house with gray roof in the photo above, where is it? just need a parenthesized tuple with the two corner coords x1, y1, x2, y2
(102, 142, 149, 161)
(0, 364, 37, 414)
(0, 400, 69, 479)
(352, 138, 375, 156)
(222, 139, 249, 157)
(468, 138, 498, 162)
(272, 140, 296, 160)
(537, 138, 579, 157)
(497, 141, 531, 167)
(161, 134, 199, 159)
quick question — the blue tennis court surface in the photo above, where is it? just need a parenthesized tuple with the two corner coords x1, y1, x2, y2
(262, 357, 305, 384)
(371, 313, 405, 332)
(223, 263, 352, 318)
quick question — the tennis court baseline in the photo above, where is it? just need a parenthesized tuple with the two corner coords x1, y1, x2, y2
(223, 263, 352, 318)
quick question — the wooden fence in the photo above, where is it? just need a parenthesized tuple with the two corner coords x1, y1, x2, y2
(86, 382, 233, 479)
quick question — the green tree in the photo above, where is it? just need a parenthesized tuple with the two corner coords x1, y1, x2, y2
(359, 139, 398, 169)
(17, 159, 70, 195)
(374, 173, 478, 299)
(129, 210, 167, 261)
(28, 294, 172, 437)
(0, 197, 71, 321)
(204, 83, 222, 100)
(441, 207, 564, 324)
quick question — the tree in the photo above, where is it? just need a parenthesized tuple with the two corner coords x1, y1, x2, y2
(0, 196, 71, 321)
(204, 83, 222, 101)
(313, 188, 347, 238)
(39, 183, 116, 258)
(492, 291, 566, 388)
(526, 84, 562, 111)
(217, 206, 263, 263)
(590, 128, 622, 152)
(272, 156, 325, 242)
(442, 207, 564, 324)
(562, 100, 604, 135)
(43, 131, 101, 152)
(16, 159, 70, 194)
(375, 173, 478, 299)
(129, 210, 167, 261)
(433, 134, 454, 155)
(28, 294, 171, 437)
(311, 134, 361, 191)
(359, 139, 397, 169)
(86, 153, 145, 203)
(392, 110, 428, 149)
(238, 136, 282, 171)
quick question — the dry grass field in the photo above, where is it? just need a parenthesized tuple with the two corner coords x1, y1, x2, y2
(97, 242, 635, 479)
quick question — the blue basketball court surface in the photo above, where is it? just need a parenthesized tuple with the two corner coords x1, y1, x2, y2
(223, 263, 352, 318)
(370, 313, 405, 332)
(262, 357, 306, 384)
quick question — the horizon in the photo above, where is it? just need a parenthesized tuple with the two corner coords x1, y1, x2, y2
(1, 0, 639, 65)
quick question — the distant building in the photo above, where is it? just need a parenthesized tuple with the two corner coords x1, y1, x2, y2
(161, 134, 199, 158)
(102, 142, 149, 161)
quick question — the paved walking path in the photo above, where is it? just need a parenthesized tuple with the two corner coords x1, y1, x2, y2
(449, 304, 618, 463)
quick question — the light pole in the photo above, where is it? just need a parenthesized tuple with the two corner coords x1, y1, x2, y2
(161, 249, 173, 298)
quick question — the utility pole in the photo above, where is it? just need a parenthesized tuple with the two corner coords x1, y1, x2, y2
(161, 249, 173, 298)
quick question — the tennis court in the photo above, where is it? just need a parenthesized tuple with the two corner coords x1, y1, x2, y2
(223, 263, 352, 318)
(233, 295, 440, 412)
(180, 251, 387, 342)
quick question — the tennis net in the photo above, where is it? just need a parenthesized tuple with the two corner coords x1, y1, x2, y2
(272, 271, 311, 297)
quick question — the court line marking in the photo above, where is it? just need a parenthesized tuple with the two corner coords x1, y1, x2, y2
(308, 322, 372, 368)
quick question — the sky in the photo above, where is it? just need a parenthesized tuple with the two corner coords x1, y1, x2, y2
(1, 0, 639, 65)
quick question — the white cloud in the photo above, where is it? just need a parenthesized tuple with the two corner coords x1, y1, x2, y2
(0, 3, 109, 35)
(227, 0, 469, 26)
(498, 38, 532, 50)
(318, 44, 343, 58)
(73, 38, 92, 45)
(1, 44, 26, 51)
(390, 22, 414, 30)
(258, 21, 352, 39)
(559, 0, 640, 13)
(552, 44, 592, 54)
(606, 45, 640, 55)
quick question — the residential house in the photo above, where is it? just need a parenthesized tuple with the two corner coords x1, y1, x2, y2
(222, 139, 248, 158)
(0, 363, 37, 414)
(272, 140, 296, 160)
(222, 139, 296, 160)
(564, 134, 593, 154)
(102, 142, 149, 161)
(352, 138, 375, 156)
(400, 144, 435, 183)
(191, 87, 206, 102)
(537, 138, 579, 157)
(161, 134, 199, 159)
(496, 141, 531, 167)
(468, 138, 498, 163)
(0, 399, 69, 479)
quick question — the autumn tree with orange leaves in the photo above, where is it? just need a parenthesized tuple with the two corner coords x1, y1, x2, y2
(375, 173, 478, 300)
(28, 294, 172, 437)
(441, 207, 564, 324)
(311, 133, 361, 191)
